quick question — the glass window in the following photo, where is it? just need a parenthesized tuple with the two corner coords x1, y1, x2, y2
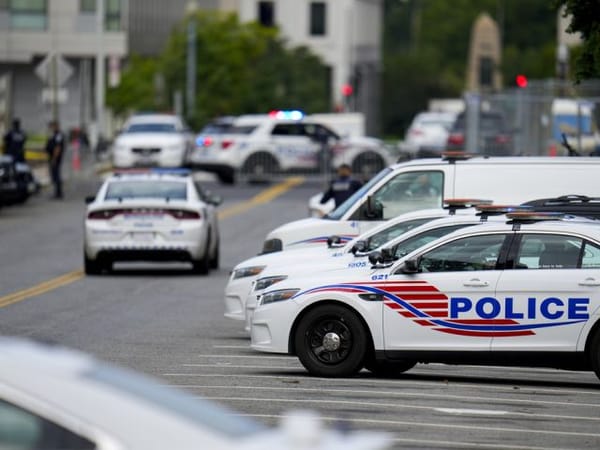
(363, 218, 433, 251)
(418, 234, 507, 273)
(271, 123, 304, 136)
(80, 0, 94, 12)
(515, 234, 582, 270)
(581, 241, 600, 269)
(392, 224, 476, 260)
(310, 2, 326, 36)
(0, 399, 95, 449)
(105, 0, 120, 31)
(125, 123, 176, 133)
(361, 171, 444, 220)
(105, 180, 187, 200)
(10, 0, 46, 30)
(258, 1, 274, 27)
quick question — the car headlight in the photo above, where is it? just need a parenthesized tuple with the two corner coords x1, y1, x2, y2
(232, 265, 266, 279)
(254, 275, 287, 291)
(259, 288, 300, 306)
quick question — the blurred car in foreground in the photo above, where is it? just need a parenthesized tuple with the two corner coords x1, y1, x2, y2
(252, 213, 600, 378)
(0, 337, 391, 450)
(84, 169, 221, 275)
(112, 114, 194, 168)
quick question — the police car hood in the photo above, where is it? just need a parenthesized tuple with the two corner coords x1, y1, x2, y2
(115, 132, 186, 147)
(264, 217, 361, 251)
(234, 245, 335, 271)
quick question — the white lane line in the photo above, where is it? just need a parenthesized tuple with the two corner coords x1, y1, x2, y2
(187, 354, 297, 360)
(180, 364, 300, 370)
(240, 414, 565, 450)
(198, 397, 600, 438)
(168, 384, 600, 412)
(435, 408, 509, 415)
(163, 370, 600, 397)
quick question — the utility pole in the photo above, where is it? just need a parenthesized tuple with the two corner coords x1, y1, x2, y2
(95, 0, 105, 149)
(186, 1, 198, 122)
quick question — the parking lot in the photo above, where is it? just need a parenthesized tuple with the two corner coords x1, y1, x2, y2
(1, 171, 599, 449)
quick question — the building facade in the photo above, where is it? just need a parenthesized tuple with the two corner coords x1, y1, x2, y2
(222, 0, 383, 135)
(0, 0, 127, 137)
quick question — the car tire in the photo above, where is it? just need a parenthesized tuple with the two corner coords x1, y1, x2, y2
(364, 359, 416, 377)
(294, 304, 368, 377)
(241, 153, 279, 184)
(84, 253, 102, 275)
(589, 329, 600, 381)
(217, 169, 235, 185)
(191, 240, 210, 275)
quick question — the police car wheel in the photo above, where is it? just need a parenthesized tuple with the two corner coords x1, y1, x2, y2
(295, 305, 367, 377)
(84, 253, 102, 275)
(191, 240, 210, 275)
(364, 359, 416, 377)
(589, 329, 600, 381)
(210, 236, 220, 269)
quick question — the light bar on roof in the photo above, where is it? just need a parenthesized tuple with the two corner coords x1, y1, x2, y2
(268, 110, 304, 120)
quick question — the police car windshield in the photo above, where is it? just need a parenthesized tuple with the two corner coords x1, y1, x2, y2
(105, 180, 187, 200)
(326, 167, 392, 220)
(125, 123, 177, 133)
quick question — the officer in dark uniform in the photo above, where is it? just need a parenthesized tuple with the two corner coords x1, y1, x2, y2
(45, 120, 65, 199)
(320, 163, 363, 208)
(3, 118, 27, 163)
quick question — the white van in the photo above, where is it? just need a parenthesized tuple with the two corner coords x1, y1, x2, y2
(262, 154, 600, 253)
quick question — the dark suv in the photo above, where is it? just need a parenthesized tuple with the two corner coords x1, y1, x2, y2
(0, 155, 39, 206)
(446, 111, 514, 156)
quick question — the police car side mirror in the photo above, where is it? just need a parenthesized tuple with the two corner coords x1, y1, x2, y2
(400, 258, 420, 274)
(380, 247, 395, 263)
(351, 240, 367, 254)
(368, 251, 383, 265)
(327, 235, 343, 248)
(364, 196, 383, 220)
(85, 195, 95, 204)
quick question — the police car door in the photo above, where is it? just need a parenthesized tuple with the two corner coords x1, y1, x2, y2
(383, 233, 509, 352)
(493, 233, 600, 352)
(270, 123, 319, 170)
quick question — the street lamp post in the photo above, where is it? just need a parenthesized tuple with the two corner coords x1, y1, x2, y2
(95, 0, 105, 151)
(186, 1, 198, 122)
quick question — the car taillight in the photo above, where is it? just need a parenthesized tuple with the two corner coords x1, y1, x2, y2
(495, 134, 510, 144)
(168, 209, 201, 219)
(447, 133, 465, 146)
(410, 128, 424, 136)
(88, 209, 122, 220)
(221, 139, 234, 150)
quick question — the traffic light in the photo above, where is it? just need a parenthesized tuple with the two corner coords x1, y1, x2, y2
(341, 83, 353, 97)
(515, 74, 528, 88)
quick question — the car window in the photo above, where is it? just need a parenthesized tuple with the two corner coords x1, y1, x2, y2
(582, 241, 600, 268)
(271, 123, 305, 136)
(514, 234, 583, 269)
(369, 171, 444, 219)
(125, 123, 177, 133)
(227, 125, 258, 135)
(418, 234, 508, 272)
(0, 399, 95, 450)
(105, 180, 187, 200)
(364, 218, 433, 251)
(392, 224, 476, 259)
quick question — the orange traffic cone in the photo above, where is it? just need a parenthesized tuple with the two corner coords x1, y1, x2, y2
(72, 141, 81, 171)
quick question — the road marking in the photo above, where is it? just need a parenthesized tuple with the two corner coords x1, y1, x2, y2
(199, 396, 600, 437)
(435, 408, 509, 416)
(217, 176, 305, 220)
(0, 270, 84, 309)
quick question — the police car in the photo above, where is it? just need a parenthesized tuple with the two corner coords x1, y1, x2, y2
(224, 200, 487, 323)
(84, 169, 221, 275)
(251, 212, 600, 379)
(0, 338, 391, 450)
(188, 111, 393, 184)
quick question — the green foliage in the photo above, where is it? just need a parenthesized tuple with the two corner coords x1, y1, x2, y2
(107, 11, 329, 129)
(556, 0, 600, 80)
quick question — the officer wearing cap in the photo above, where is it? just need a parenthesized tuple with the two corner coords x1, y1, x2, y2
(320, 163, 363, 208)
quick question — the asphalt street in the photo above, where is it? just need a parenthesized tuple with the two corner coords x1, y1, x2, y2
(1, 160, 599, 449)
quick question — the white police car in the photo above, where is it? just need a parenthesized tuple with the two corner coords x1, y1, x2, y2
(84, 169, 221, 275)
(251, 212, 600, 379)
(0, 338, 391, 450)
(224, 202, 486, 323)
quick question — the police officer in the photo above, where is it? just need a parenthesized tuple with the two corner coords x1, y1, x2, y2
(320, 163, 363, 208)
(3, 118, 27, 163)
(45, 120, 65, 199)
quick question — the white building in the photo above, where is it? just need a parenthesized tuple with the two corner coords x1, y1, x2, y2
(0, 0, 127, 137)
(222, 0, 383, 135)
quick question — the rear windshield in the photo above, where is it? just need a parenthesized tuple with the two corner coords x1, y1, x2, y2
(105, 180, 187, 200)
(125, 123, 177, 133)
(227, 125, 258, 135)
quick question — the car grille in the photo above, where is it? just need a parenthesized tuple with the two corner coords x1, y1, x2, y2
(132, 148, 161, 155)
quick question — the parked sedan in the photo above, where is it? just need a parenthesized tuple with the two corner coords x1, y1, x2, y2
(112, 114, 194, 168)
(252, 213, 600, 379)
(84, 169, 221, 275)
(0, 337, 391, 450)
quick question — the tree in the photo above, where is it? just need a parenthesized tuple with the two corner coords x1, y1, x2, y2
(556, 0, 600, 80)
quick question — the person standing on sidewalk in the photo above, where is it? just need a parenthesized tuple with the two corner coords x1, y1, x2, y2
(3, 118, 27, 163)
(45, 120, 65, 199)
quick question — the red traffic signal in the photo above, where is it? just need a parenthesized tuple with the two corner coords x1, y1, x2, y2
(515, 74, 528, 88)
(341, 83, 354, 97)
